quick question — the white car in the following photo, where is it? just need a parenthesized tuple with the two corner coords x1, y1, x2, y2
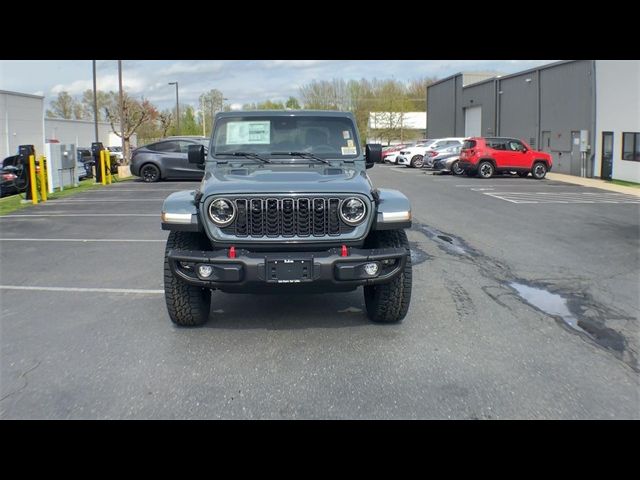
(107, 146, 124, 163)
(397, 138, 466, 168)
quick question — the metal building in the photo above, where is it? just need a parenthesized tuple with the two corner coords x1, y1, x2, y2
(1, 90, 45, 160)
(426, 60, 640, 183)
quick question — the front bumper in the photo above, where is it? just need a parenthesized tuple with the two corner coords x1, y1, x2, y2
(396, 155, 409, 166)
(167, 246, 408, 292)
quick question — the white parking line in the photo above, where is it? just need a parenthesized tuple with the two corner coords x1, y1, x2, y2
(0, 238, 165, 242)
(482, 191, 640, 204)
(0, 285, 163, 294)
(0, 214, 158, 218)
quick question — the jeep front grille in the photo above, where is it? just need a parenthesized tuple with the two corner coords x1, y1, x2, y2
(219, 197, 357, 238)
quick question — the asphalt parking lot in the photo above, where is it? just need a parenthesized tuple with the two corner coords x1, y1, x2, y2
(1, 167, 638, 419)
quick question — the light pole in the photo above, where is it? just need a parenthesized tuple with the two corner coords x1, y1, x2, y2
(168, 82, 179, 134)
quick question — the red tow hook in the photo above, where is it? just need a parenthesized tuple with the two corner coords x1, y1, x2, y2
(228, 246, 236, 259)
(341, 244, 349, 257)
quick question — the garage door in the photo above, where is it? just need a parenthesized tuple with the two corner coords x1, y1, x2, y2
(464, 106, 482, 137)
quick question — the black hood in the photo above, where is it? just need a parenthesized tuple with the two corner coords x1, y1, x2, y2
(199, 162, 373, 198)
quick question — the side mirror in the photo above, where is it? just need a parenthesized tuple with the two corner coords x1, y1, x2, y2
(365, 143, 382, 169)
(188, 144, 205, 164)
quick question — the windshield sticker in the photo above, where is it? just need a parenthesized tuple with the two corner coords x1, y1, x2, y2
(341, 146, 357, 155)
(226, 121, 271, 144)
(347, 139, 354, 147)
(342, 130, 351, 139)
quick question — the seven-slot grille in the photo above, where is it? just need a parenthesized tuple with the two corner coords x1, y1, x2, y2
(218, 197, 358, 238)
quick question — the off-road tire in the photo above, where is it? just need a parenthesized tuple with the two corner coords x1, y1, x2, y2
(363, 230, 412, 324)
(164, 231, 212, 326)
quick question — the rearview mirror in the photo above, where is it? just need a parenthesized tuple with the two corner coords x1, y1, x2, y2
(188, 144, 205, 164)
(365, 144, 381, 169)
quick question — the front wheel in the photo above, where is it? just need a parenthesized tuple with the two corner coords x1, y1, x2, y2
(410, 155, 424, 168)
(532, 162, 548, 179)
(451, 160, 464, 176)
(164, 231, 212, 326)
(363, 230, 412, 324)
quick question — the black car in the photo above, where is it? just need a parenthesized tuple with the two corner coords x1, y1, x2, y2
(0, 155, 26, 197)
(130, 136, 209, 182)
(77, 148, 95, 180)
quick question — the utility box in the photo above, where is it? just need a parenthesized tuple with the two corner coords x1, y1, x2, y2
(45, 143, 78, 193)
(579, 130, 590, 153)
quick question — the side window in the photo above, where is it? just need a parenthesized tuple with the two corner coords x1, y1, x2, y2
(508, 140, 524, 151)
(148, 141, 179, 152)
(176, 141, 195, 153)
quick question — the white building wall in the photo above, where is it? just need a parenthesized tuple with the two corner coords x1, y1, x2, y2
(595, 60, 640, 182)
(45, 118, 131, 149)
(0, 91, 45, 160)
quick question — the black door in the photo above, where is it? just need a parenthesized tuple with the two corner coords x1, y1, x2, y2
(601, 132, 613, 180)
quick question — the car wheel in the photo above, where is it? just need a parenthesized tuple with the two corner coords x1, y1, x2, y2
(410, 155, 424, 168)
(477, 161, 494, 179)
(363, 230, 412, 324)
(164, 231, 212, 326)
(141, 163, 160, 182)
(532, 162, 547, 179)
(451, 161, 464, 176)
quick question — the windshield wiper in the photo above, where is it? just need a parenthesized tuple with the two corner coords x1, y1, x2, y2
(216, 152, 271, 163)
(270, 151, 332, 165)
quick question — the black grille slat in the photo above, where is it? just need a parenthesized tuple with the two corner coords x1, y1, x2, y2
(328, 198, 340, 235)
(250, 199, 264, 237)
(297, 198, 311, 237)
(282, 199, 295, 237)
(218, 196, 358, 238)
(266, 199, 279, 236)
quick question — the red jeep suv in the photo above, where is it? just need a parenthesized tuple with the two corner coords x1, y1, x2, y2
(459, 137, 552, 179)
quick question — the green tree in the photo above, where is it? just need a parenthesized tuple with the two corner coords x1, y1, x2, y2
(180, 106, 200, 135)
(285, 97, 301, 109)
(81, 89, 113, 121)
(199, 89, 225, 136)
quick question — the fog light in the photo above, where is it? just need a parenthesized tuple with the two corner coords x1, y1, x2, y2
(198, 265, 214, 278)
(364, 262, 379, 276)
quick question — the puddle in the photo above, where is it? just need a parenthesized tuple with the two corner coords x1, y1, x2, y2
(510, 282, 588, 335)
(510, 281, 627, 356)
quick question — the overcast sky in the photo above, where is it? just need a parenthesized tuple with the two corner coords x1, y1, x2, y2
(0, 60, 556, 111)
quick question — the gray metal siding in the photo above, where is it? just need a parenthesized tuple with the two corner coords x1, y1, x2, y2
(427, 77, 458, 138)
(498, 72, 539, 148)
(461, 80, 496, 136)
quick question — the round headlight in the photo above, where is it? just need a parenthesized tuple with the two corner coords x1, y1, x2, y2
(208, 198, 235, 226)
(340, 197, 367, 225)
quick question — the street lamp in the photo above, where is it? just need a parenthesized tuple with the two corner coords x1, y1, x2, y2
(168, 82, 179, 134)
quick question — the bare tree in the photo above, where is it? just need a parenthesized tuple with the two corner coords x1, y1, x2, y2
(105, 94, 157, 163)
(159, 111, 173, 138)
(46, 91, 77, 119)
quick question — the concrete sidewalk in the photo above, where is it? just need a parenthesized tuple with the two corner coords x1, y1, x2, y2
(546, 172, 640, 197)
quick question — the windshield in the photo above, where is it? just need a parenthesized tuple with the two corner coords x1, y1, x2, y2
(212, 115, 360, 160)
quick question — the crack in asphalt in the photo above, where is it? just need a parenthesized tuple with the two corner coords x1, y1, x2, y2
(411, 221, 638, 372)
(0, 360, 42, 407)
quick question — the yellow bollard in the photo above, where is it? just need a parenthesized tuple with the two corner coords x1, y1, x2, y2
(38, 155, 48, 202)
(100, 150, 106, 186)
(28, 154, 38, 205)
(106, 152, 112, 185)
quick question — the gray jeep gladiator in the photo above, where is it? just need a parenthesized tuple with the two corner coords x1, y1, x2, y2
(161, 111, 412, 326)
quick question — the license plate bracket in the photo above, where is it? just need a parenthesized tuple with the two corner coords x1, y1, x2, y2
(266, 259, 313, 283)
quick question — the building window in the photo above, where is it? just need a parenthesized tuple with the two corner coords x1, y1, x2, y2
(622, 132, 640, 162)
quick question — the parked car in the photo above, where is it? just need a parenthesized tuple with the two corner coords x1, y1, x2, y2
(423, 144, 463, 169)
(431, 146, 464, 175)
(107, 146, 124, 162)
(397, 138, 465, 168)
(459, 137, 553, 179)
(77, 148, 94, 180)
(130, 137, 210, 182)
(382, 143, 411, 163)
(0, 157, 22, 197)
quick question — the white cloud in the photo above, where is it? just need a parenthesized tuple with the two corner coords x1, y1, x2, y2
(263, 60, 327, 69)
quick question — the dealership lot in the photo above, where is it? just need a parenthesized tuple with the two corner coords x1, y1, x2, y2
(1, 168, 638, 419)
